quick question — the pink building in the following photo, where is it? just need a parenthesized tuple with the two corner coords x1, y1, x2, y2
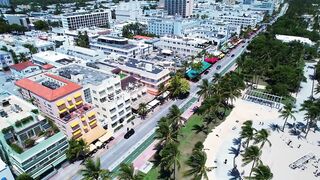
(15, 73, 106, 144)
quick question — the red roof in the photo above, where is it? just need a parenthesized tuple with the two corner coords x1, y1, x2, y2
(42, 64, 55, 70)
(205, 57, 219, 64)
(10, 61, 38, 71)
(15, 73, 82, 102)
(133, 35, 153, 40)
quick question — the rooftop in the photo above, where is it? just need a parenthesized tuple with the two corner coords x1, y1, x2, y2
(10, 61, 37, 71)
(57, 64, 114, 86)
(0, 92, 37, 129)
(15, 73, 82, 102)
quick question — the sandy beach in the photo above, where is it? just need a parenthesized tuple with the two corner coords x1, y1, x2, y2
(204, 63, 320, 180)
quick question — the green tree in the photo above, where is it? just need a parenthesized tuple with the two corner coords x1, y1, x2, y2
(54, 3, 62, 15)
(33, 20, 49, 31)
(118, 163, 145, 180)
(155, 117, 178, 145)
(242, 146, 262, 179)
(137, 103, 148, 119)
(300, 99, 320, 138)
(81, 158, 112, 180)
(279, 103, 296, 132)
(197, 79, 211, 100)
(184, 150, 211, 180)
(160, 142, 181, 180)
(167, 75, 190, 99)
(167, 105, 182, 130)
(23, 44, 38, 54)
(16, 173, 34, 180)
(66, 138, 89, 162)
(251, 164, 273, 180)
(240, 120, 256, 148)
(76, 31, 90, 48)
(254, 129, 272, 149)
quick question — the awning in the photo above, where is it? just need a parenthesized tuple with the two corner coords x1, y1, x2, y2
(82, 125, 107, 145)
(83, 125, 88, 130)
(56, 100, 65, 107)
(89, 120, 97, 126)
(148, 99, 160, 107)
(68, 104, 75, 109)
(75, 100, 83, 105)
(89, 144, 97, 152)
(95, 141, 102, 147)
(74, 92, 81, 98)
(161, 49, 172, 55)
(99, 131, 113, 142)
(59, 108, 67, 114)
(73, 129, 81, 136)
(81, 116, 86, 121)
(162, 91, 170, 98)
(67, 97, 72, 101)
(70, 121, 79, 128)
(88, 111, 95, 118)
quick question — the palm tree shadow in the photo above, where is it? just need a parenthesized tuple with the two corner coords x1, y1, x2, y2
(232, 138, 242, 146)
(229, 147, 240, 158)
(228, 167, 241, 180)
(269, 123, 281, 132)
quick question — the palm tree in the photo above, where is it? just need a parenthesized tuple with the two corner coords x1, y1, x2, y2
(212, 73, 221, 82)
(240, 120, 256, 148)
(155, 117, 178, 145)
(279, 103, 296, 132)
(300, 99, 320, 138)
(158, 82, 166, 95)
(137, 103, 148, 119)
(242, 146, 262, 179)
(17, 173, 34, 180)
(160, 142, 181, 179)
(184, 150, 211, 180)
(251, 164, 273, 180)
(66, 138, 89, 162)
(254, 129, 272, 149)
(81, 158, 112, 180)
(191, 61, 203, 72)
(118, 163, 145, 180)
(181, 60, 190, 74)
(167, 105, 182, 130)
(197, 79, 211, 100)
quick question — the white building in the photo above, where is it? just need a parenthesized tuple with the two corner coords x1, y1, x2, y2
(0, 159, 14, 180)
(147, 17, 198, 36)
(115, 0, 143, 22)
(4, 14, 30, 27)
(56, 45, 108, 62)
(90, 36, 151, 57)
(32, 51, 74, 68)
(61, 10, 111, 30)
(154, 36, 210, 56)
(219, 13, 258, 27)
(9, 61, 42, 79)
(0, 50, 13, 71)
(56, 64, 132, 133)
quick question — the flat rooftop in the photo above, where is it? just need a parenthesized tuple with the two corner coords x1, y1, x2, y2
(125, 58, 162, 74)
(57, 64, 113, 86)
(0, 93, 36, 129)
(15, 73, 82, 102)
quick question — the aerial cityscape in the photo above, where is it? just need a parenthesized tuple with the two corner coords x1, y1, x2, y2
(0, 0, 319, 179)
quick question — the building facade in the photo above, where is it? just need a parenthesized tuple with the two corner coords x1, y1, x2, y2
(10, 61, 42, 79)
(61, 10, 111, 30)
(15, 73, 107, 145)
(0, 91, 68, 179)
(164, 0, 193, 18)
(0, 50, 13, 71)
(56, 64, 132, 134)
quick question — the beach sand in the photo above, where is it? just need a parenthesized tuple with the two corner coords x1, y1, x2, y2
(203, 98, 320, 180)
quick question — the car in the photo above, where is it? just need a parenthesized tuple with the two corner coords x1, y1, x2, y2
(204, 70, 209, 75)
(124, 129, 135, 139)
(242, 45, 245, 48)
(216, 65, 221, 70)
(231, 54, 235, 57)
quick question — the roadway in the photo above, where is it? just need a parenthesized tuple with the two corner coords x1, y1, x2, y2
(63, 3, 289, 179)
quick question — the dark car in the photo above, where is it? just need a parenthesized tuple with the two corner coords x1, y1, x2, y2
(204, 70, 209, 75)
(242, 45, 245, 48)
(216, 65, 222, 70)
(124, 129, 135, 139)
(231, 54, 235, 57)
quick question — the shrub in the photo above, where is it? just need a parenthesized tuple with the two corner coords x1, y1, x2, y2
(37, 131, 45, 136)
(10, 143, 23, 154)
(31, 109, 39, 114)
(24, 139, 35, 148)
(15, 121, 22, 127)
(21, 116, 33, 124)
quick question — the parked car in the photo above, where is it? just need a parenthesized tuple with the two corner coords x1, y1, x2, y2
(204, 70, 209, 75)
(216, 65, 222, 70)
(231, 54, 235, 57)
(124, 129, 135, 139)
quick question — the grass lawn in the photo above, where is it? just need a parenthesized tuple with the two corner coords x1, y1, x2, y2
(120, 73, 127, 79)
(144, 109, 232, 179)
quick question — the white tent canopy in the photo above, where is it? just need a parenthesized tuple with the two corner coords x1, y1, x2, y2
(161, 49, 172, 55)
(89, 144, 97, 152)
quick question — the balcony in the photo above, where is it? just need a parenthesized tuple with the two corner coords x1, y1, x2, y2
(61, 104, 94, 123)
